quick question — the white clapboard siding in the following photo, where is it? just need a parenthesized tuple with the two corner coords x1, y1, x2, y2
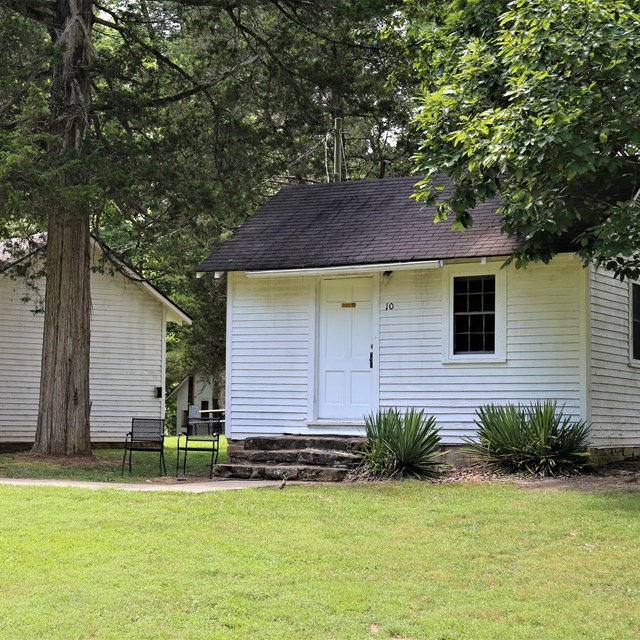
(226, 273, 312, 439)
(226, 258, 588, 443)
(378, 259, 585, 443)
(589, 269, 640, 447)
(88, 268, 164, 441)
(0, 265, 165, 443)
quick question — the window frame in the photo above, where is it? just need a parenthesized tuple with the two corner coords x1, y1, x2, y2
(629, 282, 640, 364)
(442, 263, 506, 364)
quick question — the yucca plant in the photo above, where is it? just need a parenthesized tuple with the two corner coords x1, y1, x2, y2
(363, 408, 444, 480)
(465, 401, 591, 477)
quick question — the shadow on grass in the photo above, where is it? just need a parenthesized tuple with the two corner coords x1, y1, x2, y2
(0, 436, 227, 483)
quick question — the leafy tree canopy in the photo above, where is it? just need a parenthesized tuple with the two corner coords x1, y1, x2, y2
(0, 1, 416, 398)
(406, 0, 640, 279)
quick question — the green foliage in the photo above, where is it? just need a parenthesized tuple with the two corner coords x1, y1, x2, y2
(0, 1, 419, 403)
(363, 407, 444, 479)
(406, 0, 640, 279)
(465, 401, 591, 476)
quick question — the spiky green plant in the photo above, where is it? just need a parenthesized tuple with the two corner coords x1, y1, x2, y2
(363, 408, 444, 479)
(465, 401, 591, 477)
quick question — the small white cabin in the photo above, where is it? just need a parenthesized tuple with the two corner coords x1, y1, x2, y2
(167, 374, 218, 433)
(198, 177, 640, 460)
(0, 237, 191, 446)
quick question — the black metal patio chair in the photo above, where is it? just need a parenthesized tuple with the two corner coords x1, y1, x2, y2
(176, 419, 221, 479)
(122, 418, 166, 476)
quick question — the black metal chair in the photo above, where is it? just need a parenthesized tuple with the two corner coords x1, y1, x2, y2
(176, 420, 221, 479)
(122, 418, 166, 476)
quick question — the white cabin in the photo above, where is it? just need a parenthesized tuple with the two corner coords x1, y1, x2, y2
(198, 177, 640, 459)
(0, 239, 191, 445)
(167, 374, 218, 433)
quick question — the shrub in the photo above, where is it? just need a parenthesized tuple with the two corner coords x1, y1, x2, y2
(363, 408, 444, 479)
(465, 400, 591, 476)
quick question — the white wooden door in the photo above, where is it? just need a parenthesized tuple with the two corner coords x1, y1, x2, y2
(318, 277, 374, 420)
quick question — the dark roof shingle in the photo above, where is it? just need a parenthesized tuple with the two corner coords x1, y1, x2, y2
(197, 176, 530, 272)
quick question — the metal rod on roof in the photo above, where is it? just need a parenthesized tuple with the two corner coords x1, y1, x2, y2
(333, 117, 343, 182)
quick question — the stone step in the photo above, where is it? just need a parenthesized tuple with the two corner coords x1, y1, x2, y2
(228, 447, 360, 468)
(212, 463, 349, 483)
(244, 435, 366, 453)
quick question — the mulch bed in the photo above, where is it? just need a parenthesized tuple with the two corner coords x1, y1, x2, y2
(345, 458, 640, 492)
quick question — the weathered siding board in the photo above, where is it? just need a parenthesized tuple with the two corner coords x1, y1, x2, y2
(0, 266, 165, 443)
(227, 273, 312, 439)
(226, 259, 587, 442)
(589, 269, 640, 446)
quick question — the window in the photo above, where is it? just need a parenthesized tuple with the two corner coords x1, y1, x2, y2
(633, 284, 640, 361)
(453, 275, 496, 354)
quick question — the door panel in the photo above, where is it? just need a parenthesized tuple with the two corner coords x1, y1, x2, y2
(318, 277, 374, 420)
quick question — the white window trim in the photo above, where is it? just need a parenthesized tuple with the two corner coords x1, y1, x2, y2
(441, 263, 506, 364)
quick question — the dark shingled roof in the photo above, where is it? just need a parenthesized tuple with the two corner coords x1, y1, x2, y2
(197, 176, 527, 272)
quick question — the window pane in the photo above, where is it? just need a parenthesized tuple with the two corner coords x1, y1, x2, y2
(454, 333, 468, 353)
(454, 293, 467, 313)
(469, 333, 484, 352)
(485, 332, 495, 352)
(468, 293, 483, 312)
(470, 314, 483, 333)
(485, 314, 495, 333)
(634, 284, 640, 323)
(454, 278, 468, 295)
(456, 315, 469, 333)
(468, 277, 483, 293)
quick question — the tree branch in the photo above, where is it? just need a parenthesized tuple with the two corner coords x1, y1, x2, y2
(92, 53, 258, 111)
(0, 63, 48, 117)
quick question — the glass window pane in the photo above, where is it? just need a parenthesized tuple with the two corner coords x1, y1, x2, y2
(454, 278, 468, 295)
(485, 333, 495, 352)
(454, 294, 467, 313)
(469, 333, 484, 352)
(456, 315, 469, 333)
(634, 284, 640, 323)
(483, 277, 495, 293)
(470, 314, 483, 333)
(468, 293, 483, 312)
(454, 333, 468, 353)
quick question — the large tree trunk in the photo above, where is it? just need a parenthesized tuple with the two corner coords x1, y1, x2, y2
(34, 209, 91, 455)
(32, 0, 93, 455)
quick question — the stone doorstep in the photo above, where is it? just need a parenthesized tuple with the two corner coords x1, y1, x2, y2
(212, 463, 349, 482)
(228, 447, 360, 468)
(243, 435, 366, 453)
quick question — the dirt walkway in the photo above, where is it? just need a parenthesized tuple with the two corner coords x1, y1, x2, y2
(0, 477, 286, 492)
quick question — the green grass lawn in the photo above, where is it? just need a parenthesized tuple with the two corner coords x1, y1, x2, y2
(0, 436, 227, 482)
(0, 481, 638, 640)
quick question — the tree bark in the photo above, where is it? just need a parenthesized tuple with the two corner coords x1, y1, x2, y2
(32, 0, 93, 455)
